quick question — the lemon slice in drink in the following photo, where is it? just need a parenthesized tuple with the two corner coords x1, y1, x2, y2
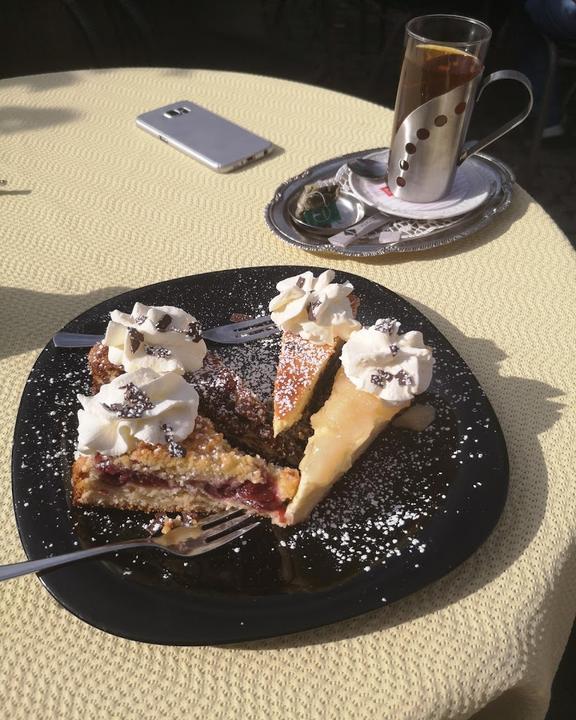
(416, 43, 472, 58)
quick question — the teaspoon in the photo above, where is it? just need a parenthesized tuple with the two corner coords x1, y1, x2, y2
(347, 157, 388, 180)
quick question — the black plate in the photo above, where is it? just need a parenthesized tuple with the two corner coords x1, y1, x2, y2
(12, 266, 508, 645)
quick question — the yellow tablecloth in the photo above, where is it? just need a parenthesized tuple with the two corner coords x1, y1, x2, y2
(1, 68, 575, 720)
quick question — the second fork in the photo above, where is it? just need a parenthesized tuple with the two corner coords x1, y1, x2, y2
(52, 314, 279, 347)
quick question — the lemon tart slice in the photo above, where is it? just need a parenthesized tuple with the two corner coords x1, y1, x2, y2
(286, 318, 434, 524)
(286, 367, 407, 524)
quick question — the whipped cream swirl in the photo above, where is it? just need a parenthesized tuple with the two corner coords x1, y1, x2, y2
(341, 318, 434, 405)
(77, 368, 199, 456)
(104, 303, 207, 374)
(269, 269, 360, 344)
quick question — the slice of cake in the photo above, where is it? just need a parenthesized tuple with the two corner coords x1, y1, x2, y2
(188, 352, 310, 467)
(72, 368, 299, 525)
(269, 270, 360, 436)
(286, 319, 434, 524)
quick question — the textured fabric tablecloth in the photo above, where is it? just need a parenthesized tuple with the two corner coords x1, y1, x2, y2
(0, 68, 575, 720)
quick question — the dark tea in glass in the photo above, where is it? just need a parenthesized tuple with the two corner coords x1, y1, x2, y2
(388, 15, 532, 203)
(393, 44, 483, 133)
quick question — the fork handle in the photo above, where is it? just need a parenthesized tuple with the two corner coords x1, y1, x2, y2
(53, 331, 105, 348)
(0, 540, 150, 581)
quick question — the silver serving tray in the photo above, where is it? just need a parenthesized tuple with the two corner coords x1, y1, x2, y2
(265, 148, 514, 257)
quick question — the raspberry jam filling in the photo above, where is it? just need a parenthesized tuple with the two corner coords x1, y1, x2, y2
(94, 454, 285, 512)
(203, 477, 282, 512)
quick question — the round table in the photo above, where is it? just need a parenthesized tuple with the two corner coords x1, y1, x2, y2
(1, 68, 575, 720)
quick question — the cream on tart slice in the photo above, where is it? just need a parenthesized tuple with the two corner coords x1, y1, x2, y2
(72, 368, 299, 525)
(269, 270, 360, 437)
(285, 318, 434, 524)
(88, 302, 207, 391)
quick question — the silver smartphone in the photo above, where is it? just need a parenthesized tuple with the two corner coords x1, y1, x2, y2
(136, 101, 274, 172)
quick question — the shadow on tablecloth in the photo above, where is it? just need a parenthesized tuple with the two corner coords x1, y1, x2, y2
(235, 303, 564, 651)
(0, 74, 81, 93)
(0, 105, 82, 135)
(0, 286, 130, 360)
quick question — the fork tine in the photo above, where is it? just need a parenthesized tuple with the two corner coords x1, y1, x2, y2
(202, 513, 254, 540)
(235, 327, 280, 340)
(202, 521, 260, 550)
(228, 314, 273, 330)
(233, 321, 276, 333)
(234, 322, 277, 337)
(232, 326, 277, 339)
(202, 316, 279, 344)
(199, 508, 245, 528)
(208, 329, 279, 344)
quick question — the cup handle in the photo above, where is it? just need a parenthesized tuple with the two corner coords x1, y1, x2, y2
(458, 70, 533, 164)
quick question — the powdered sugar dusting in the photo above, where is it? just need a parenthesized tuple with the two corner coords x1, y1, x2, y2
(273, 396, 457, 576)
(12, 268, 506, 602)
(216, 331, 279, 402)
(273, 332, 334, 418)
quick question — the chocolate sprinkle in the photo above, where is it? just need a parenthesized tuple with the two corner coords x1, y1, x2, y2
(389, 344, 399, 356)
(185, 321, 202, 343)
(102, 382, 155, 418)
(374, 318, 398, 335)
(371, 369, 394, 387)
(370, 368, 414, 389)
(128, 328, 144, 354)
(308, 300, 322, 320)
(101, 402, 129, 416)
(396, 369, 414, 386)
(145, 345, 172, 359)
(122, 382, 155, 409)
(161, 423, 187, 458)
(155, 313, 173, 331)
(296, 276, 305, 288)
(135, 315, 147, 325)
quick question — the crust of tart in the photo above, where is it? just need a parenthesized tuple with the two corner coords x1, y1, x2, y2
(285, 368, 408, 525)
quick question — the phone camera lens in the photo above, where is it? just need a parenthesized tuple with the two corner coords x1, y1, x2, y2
(164, 109, 181, 118)
(178, 107, 190, 114)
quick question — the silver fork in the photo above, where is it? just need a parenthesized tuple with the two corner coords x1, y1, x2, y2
(52, 314, 279, 347)
(0, 510, 259, 582)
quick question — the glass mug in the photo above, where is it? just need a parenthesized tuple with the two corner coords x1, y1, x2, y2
(388, 14, 533, 202)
